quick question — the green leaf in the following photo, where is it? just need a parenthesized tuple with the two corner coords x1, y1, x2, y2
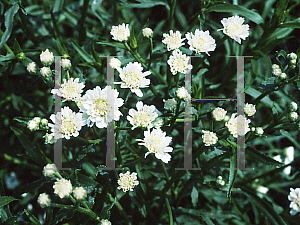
(51, 12, 68, 55)
(10, 126, 47, 165)
(120, 1, 170, 11)
(252, 50, 272, 80)
(52, 0, 64, 13)
(246, 147, 283, 166)
(238, 186, 288, 225)
(207, 4, 264, 24)
(227, 150, 237, 201)
(0, 3, 19, 48)
(0, 54, 15, 62)
(71, 41, 93, 62)
(0, 196, 18, 208)
(278, 21, 300, 29)
(269, 0, 290, 29)
(77, 174, 99, 187)
(191, 186, 199, 207)
(12, 39, 23, 55)
(97, 41, 127, 50)
(280, 130, 300, 150)
(24, 209, 41, 225)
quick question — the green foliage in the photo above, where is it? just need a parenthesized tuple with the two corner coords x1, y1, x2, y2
(1, 0, 300, 224)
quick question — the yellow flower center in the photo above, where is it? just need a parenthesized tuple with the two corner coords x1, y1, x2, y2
(62, 118, 76, 134)
(134, 111, 151, 127)
(123, 71, 142, 88)
(173, 58, 185, 69)
(94, 98, 108, 116)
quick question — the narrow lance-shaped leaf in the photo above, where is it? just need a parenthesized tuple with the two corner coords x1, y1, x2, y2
(10, 126, 47, 165)
(0, 3, 20, 48)
(207, 4, 264, 24)
(0, 196, 18, 208)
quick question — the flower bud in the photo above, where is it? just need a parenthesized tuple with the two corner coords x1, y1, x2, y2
(290, 59, 297, 65)
(109, 57, 121, 69)
(287, 52, 297, 60)
(27, 62, 37, 74)
(40, 49, 54, 66)
(142, 28, 153, 38)
(16, 52, 26, 61)
(289, 112, 298, 122)
(289, 102, 298, 112)
(272, 68, 282, 76)
(40, 67, 52, 78)
(61, 58, 71, 70)
(37, 193, 51, 208)
(280, 73, 287, 79)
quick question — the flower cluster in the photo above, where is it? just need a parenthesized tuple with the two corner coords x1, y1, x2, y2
(225, 114, 251, 138)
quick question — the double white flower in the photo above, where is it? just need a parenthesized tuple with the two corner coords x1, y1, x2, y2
(80, 86, 124, 129)
(138, 128, 173, 163)
(127, 101, 158, 130)
(116, 62, 151, 97)
(49, 106, 84, 140)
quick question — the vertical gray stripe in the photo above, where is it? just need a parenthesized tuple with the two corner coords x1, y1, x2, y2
(54, 56, 70, 170)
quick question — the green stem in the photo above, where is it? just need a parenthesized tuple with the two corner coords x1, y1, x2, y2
(165, 197, 174, 225)
(4, 43, 14, 54)
(169, 0, 177, 30)
(161, 161, 170, 182)
(109, 194, 130, 223)
(147, 37, 153, 70)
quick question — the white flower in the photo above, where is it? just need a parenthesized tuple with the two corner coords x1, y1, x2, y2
(273, 68, 282, 76)
(219, 16, 249, 44)
(80, 86, 124, 129)
(288, 53, 297, 60)
(49, 106, 84, 140)
(37, 193, 51, 208)
(284, 146, 294, 175)
(43, 163, 58, 177)
(256, 186, 269, 194)
(27, 62, 36, 74)
(272, 64, 280, 70)
(176, 87, 190, 100)
(185, 29, 216, 55)
(225, 114, 251, 138)
(51, 78, 85, 101)
(109, 57, 121, 69)
(117, 171, 139, 192)
(255, 127, 264, 136)
(152, 117, 163, 128)
(138, 128, 173, 163)
(40, 67, 52, 78)
(40, 49, 54, 66)
(290, 59, 297, 65)
(75, 97, 84, 109)
(167, 49, 192, 75)
(142, 27, 153, 38)
(212, 107, 227, 121)
(289, 102, 298, 112)
(73, 187, 87, 200)
(163, 98, 177, 112)
(216, 176, 225, 186)
(280, 73, 287, 79)
(244, 103, 256, 116)
(43, 133, 56, 144)
(289, 112, 298, 122)
(162, 30, 185, 51)
(100, 219, 112, 225)
(53, 178, 72, 199)
(116, 62, 151, 97)
(288, 188, 300, 215)
(110, 23, 130, 42)
(61, 59, 71, 70)
(127, 101, 158, 130)
(202, 130, 218, 146)
(27, 118, 40, 131)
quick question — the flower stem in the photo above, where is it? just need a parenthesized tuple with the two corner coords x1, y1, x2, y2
(169, 0, 177, 30)
(147, 37, 153, 70)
